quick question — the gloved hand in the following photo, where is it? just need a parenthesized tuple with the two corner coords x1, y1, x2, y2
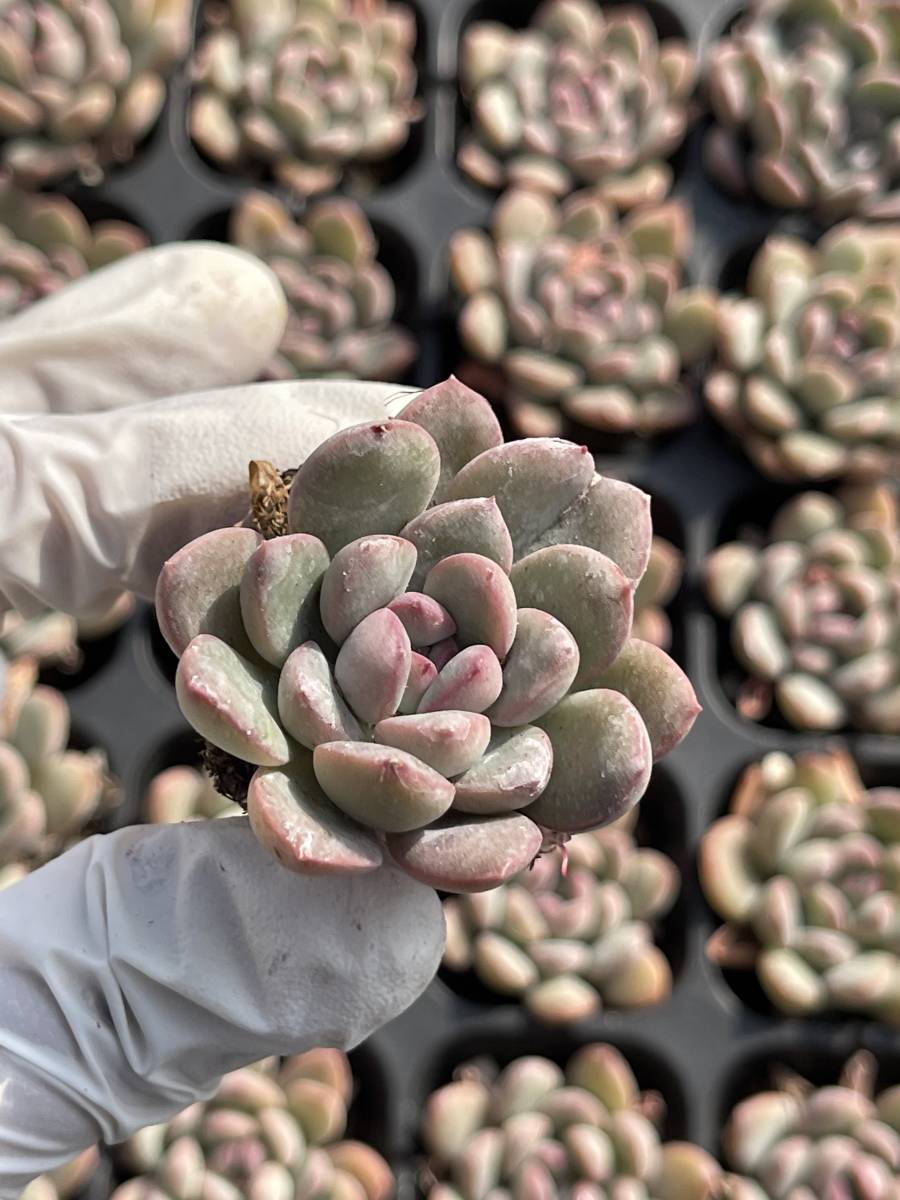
(0, 246, 445, 1198)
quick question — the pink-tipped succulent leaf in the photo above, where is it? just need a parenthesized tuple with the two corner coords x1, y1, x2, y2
(155, 378, 699, 890)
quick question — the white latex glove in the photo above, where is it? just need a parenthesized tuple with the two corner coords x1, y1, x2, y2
(0, 248, 445, 1198)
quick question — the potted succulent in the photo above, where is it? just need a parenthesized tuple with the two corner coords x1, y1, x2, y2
(704, 483, 900, 734)
(701, 748, 900, 1024)
(0, 0, 191, 186)
(190, 0, 421, 197)
(443, 810, 679, 1023)
(448, 189, 716, 443)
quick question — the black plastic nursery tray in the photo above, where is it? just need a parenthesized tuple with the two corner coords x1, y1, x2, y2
(41, 0, 900, 1185)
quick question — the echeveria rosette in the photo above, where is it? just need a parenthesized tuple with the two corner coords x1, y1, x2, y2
(190, 0, 420, 198)
(143, 765, 241, 824)
(114, 1049, 394, 1200)
(449, 189, 716, 442)
(0, 181, 147, 317)
(0, 0, 191, 187)
(155, 378, 700, 893)
(458, 0, 696, 208)
(720, 1052, 900, 1199)
(0, 657, 111, 873)
(421, 1044, 721, 1200)
(230, 191, 416, 383)
(443, 812, 678, 1023)
(707, 222, 900, 483)
(705, 483, 900, 734)
(705, 0, 900, 222)
(633, 536, 682, 651)
(701, 749, 900, 1026)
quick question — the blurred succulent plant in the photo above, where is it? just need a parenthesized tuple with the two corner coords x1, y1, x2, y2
(154, 377, 699, 892)
(0, 0, 191, 186)
(0, 182, 147, 317)
(443, 809, 678, 1023)
(190, 0, 420, 197)
(458, 0, 696, 207)
(114, 1049, 393, 1200)
(449, 189, 716, 441)
(633, 536, 682, 651)
(20, 1148, 100, 1200)
(421, 1043, 721, 1200)
(144, 764, 241, 823)
(0, 658, 112, 870)
(707, 222, 900, 482)
(701, 748, 900, 1024)
(704, 482, 900, 733)
(721, 1051, 900, 1197)
(705, 0, 900, 221)
(230, 191, 415, 382)
(0, 592, 134, 671)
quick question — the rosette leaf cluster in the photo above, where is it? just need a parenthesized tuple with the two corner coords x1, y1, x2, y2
(705, 0, 900, 221)
(230, 191, 415, 382)
(705, 483, 900, 733)
(449, 189, 716, 441)
(155, 378, 699, 892)
(143, 765, 241, 824)
(190, 0, 420, 197)
(0, 592, 134, 670)
(458, 0, 696, 207)
(0, 0, 191, 186)
(421, 1044, 721, 1200)
(20, 1150, 100, 1200)
(0, 181, 146, 317)
(0, 657, 110, 872)
(702, 749, 900, 1024)
(707, 223, 900, 482)
(443, 812, 678, 1023)
(113, 1050, 393, 1200)
(633, 536, 682, 651)
(721, 1053, 900, 1198)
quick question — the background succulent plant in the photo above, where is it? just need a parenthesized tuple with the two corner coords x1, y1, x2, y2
(421, 1043, 721, 1200)
(449, 189, 716, 441)
(704, 483, 900, 733)
(20, 1149, 100, 1200)
(113, 1049, 393, 1200)
(701, 748, 900, 1024)
(705, 0, 900, 221)
(0, 657, 112, 871)
(190, 0, 420, 197)
(458, 0, 696, 207)
(707, 222, 900, 482)
(0, 182, 147, 317)
(0, 592, 134, 671)
(633, 536, 682, 651)
(230, 191, 415, 382)
(143, 764, 241, 824)
(721, 1051, 900, 1197)
(443, 810, 678, 1023)
(0, 0, 191, 186)
(154, 378, 699, 892)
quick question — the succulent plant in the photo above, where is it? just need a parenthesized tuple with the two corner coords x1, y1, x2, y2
(701, 748, 900, 1024)
(704, 482, 900, 733)
(706, 222, 900, 482)
(633, 537, 682, 652)
(721, 1051, 900, 1198)
(144, 764, 242, 824)
(421, 1043, 721, 1200)
(0, 0, 191, 186)
(20, 1148, 100, 1200)
(190, 0, 420, 197)
(0, 592, 134, 670)
(458, 0, 696, 207)
(443, 809, 678, 1023)
(230, 191, 415, 382)
(705, 0, 900, 221)
(154, 377, 700, 892)
(0, 182, 147, 317)
(113, 1049, 393, 1200)
(449, 189, 716, 442)
(0, 657, 111, 869)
